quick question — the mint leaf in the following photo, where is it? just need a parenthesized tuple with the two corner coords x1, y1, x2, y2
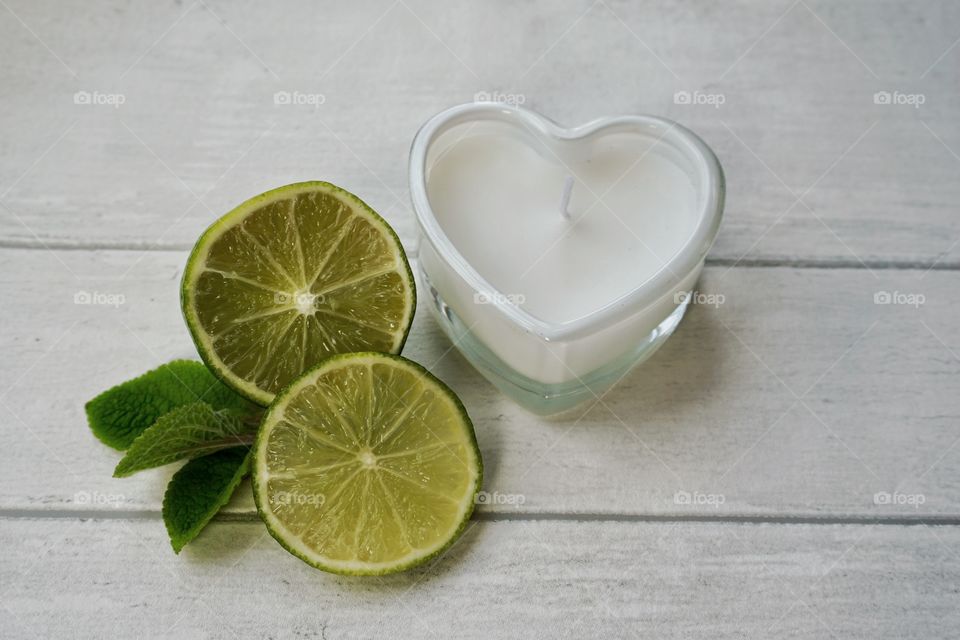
(114, 403, 260, 477)
(85, 360, 255, 450)
(163, 448, 250, 553)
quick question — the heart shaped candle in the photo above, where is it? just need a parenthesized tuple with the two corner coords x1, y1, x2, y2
(409, 103, 724, 414)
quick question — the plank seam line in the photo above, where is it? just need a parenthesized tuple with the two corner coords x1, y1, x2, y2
(0, 240, 956, 271)
(2, 509, 960, 526)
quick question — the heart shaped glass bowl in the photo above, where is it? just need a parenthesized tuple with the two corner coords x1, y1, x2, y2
(409, 103, 724, 415)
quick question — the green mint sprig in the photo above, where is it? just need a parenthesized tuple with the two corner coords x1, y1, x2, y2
(164, 448, 251, 553)
(86, 360, 256, 450)
(86, 360, 262, 552)
(115, 402, 259, 477)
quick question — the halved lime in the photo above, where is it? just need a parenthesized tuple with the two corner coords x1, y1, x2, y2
(252, 352, 482, 575)
(181, 182, 416, 405)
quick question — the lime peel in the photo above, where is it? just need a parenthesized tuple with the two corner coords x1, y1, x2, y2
(253, 352, 482, 576)
(181, 181, 416, 406)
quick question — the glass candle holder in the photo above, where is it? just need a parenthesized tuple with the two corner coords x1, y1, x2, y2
(409, 103, 724, 415)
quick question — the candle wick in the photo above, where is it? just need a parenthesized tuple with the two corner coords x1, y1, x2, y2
(559, 175, 574, 220)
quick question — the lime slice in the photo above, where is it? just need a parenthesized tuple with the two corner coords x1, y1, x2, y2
(252, 352, 482, 575)
(181, 182, 416, 405)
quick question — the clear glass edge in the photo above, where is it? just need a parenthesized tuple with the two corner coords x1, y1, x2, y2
(408, 102, 726, 342)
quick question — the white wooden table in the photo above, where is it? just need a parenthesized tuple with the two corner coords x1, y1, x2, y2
(2, 1, 958, 637)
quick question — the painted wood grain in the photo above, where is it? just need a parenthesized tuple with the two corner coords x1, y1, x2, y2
(1, 248, 956, 518)
(2, 517, 959, 639)
(2, 2, 958, 637)
(0, 0, 958, 266)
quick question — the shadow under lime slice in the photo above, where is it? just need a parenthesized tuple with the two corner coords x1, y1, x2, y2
(181, 182, 416, 405)
(252, 352, 482, 576)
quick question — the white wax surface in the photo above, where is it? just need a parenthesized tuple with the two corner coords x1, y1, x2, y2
(426, 128, 699, 325)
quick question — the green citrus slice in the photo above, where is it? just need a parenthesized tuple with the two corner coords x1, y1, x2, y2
(252, 352, 482, 575)
(181, 182, 415, 405)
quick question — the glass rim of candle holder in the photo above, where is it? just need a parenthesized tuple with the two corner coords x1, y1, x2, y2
(408, 102, 725, 342)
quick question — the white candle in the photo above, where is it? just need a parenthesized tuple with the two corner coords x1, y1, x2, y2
(427, 132, 698, 324)
(410, 104, 723, 414)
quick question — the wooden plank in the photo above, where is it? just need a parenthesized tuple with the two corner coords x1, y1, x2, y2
(2, 516, 959, 638)
(1, 248, 957, 518)
(0, 0, 958, 265)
